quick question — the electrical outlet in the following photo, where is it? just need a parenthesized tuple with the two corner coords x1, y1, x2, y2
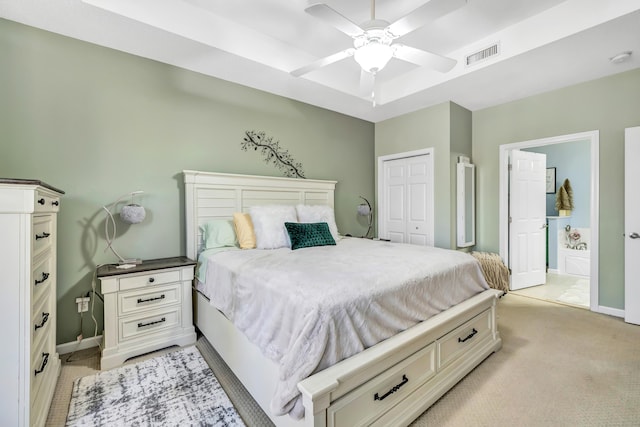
(75, 296, 90, 313)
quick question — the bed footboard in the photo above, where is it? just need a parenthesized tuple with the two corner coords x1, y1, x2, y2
(195, 289, 502, 427)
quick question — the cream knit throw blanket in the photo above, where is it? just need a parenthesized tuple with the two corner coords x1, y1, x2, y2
(471, 251, 509, 293)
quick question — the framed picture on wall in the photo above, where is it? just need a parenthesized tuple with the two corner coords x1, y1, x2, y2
(546, 167, 556, 194)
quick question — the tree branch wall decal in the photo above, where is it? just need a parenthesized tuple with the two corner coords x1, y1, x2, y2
(241, 131, 306, 179)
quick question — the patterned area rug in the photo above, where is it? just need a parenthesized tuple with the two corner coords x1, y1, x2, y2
(66, 346, 245, 426)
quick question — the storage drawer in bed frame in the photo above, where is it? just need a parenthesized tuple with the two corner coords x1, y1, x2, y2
(298, 290, 502, 427)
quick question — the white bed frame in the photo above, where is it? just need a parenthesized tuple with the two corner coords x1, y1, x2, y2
(183, 170, 502, 427)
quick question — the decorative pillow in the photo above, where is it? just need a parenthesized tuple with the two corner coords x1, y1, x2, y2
(285, 222, 336, 250)
(249, 205, 297, 249)
(295, 204, 340, 242)
(233, 212, 256, 249)
(201, 220, 238, 250)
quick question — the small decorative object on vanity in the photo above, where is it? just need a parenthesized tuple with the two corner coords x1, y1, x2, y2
(0, 178, 64, 427)
(555, 178, 574, 216)
(97, 257, 197, 370)
(102, 191, 146, 264)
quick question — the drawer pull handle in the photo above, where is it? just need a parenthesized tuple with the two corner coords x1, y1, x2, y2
(138, 317, 166, 328)
(35, 232, 51, 240)
(37, 198, 45, 205)
(148, 277, 155, 283)
(137, 294, 165, 304)
(35, 272, 50, 285)
(35, 312, 50, 330)
(34, 352, 49, 376)
(52, 200, 59, 206)
(458, 328, 478, 343)
(374, 374, 408, 401)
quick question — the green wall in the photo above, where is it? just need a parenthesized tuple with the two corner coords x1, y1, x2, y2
(473, 68, 640, 309)
(0, 19, 375, 344)
(375, 102, 472, 248)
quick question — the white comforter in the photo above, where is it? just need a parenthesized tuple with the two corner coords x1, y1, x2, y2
(198, 238, 489, 418)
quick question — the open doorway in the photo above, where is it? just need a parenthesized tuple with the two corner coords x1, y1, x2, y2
(498, 131, 599, 312)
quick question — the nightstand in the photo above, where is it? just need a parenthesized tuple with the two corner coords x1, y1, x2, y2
(97, 256, 197, 370)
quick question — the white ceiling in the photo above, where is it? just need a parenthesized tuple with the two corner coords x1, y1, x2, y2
(1, 0, 639, 122)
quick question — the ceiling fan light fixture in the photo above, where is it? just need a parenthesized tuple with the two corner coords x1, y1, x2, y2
(354, 40, 393, 73)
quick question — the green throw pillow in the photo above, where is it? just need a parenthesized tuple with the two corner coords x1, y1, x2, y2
(284, 222, 336, 250)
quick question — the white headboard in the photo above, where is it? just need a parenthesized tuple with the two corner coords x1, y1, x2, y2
(183, 170, 337, 260)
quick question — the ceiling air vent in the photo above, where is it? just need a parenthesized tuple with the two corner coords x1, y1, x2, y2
(466, 43, 500, 66)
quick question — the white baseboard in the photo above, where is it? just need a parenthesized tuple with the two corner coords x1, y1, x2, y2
(596, 305, 624, 318)
(57, 335, 103, 356)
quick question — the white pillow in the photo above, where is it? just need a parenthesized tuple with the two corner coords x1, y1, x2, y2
(249, 205, 297, 249)
(296, 204, 339, 242)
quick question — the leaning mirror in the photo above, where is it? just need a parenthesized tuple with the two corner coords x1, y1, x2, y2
(457, 161, 475, 247)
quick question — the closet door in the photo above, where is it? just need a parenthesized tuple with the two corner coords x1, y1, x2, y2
(625, 127, 640, 325)
(380, 153, 433, 246)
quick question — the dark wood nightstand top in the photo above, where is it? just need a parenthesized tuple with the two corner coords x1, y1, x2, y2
(97, 256, 196, 278)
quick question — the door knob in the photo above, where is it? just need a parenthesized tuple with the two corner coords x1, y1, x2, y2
(630, 232, 640, 239)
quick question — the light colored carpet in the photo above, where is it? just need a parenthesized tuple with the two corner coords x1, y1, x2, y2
(48, 294, 640, 426)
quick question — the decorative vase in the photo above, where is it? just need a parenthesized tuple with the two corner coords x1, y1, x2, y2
(559, 209, 571, 217)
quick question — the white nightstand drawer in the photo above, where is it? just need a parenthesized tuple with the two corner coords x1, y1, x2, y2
(119, 284, 181, 316)
(118, 270, 181, 291)
(438, 308, 491, 369)
(32, 215, 54, 258)
(120, 308, 181, 341)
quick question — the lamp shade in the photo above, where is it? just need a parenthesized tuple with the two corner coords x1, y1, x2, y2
(357, 203, 371, 216)
(120, 203, 146, 224)
(354, 41, 393, 73)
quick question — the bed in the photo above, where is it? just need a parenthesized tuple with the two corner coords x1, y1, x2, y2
(183, 170, 502, 427)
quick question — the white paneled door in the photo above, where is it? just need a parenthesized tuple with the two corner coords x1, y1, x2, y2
(509, 150, 547, 290)
(380, 153, 433, 246)
(625, 127, 640, 325)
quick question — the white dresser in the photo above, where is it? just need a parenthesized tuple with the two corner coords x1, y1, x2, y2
(0, 179, 63, 427)
(97, 257, 197, 370)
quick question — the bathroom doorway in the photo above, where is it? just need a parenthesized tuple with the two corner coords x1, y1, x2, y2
(499, 131, 599, 311)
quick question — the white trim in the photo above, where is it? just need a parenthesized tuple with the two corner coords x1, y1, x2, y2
(377, 148, 434, 244)
(56, 335, 103, 356)
(498, 130, 600, 312)
(597, 306, 625, 318)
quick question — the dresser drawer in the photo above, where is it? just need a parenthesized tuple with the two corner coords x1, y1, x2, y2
(119, 308, 181, 342)
(119, 284, 181, 316)
(327, 343, 436, 427)
(438, 308, 492, 369)
(33, 191, 61, 213)
(31, 328, 54, 405)
(32, 254, 54, 302)
(32, 290, 54, 350)
(118, 270, 182, 292)
(32, 215, 54, 258)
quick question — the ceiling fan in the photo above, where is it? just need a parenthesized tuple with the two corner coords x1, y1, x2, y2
(291, 0, 466, 102)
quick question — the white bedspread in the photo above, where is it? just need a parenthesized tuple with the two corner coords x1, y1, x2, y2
(197, 238, 489, 418)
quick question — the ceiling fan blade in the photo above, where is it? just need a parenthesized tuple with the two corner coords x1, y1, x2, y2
(290, 48, 354, 77)
(359, 69, 375, 98)
(386, 0, 467, 38)
(393, 44, 457, 73)
(305, 3, 364, 38)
